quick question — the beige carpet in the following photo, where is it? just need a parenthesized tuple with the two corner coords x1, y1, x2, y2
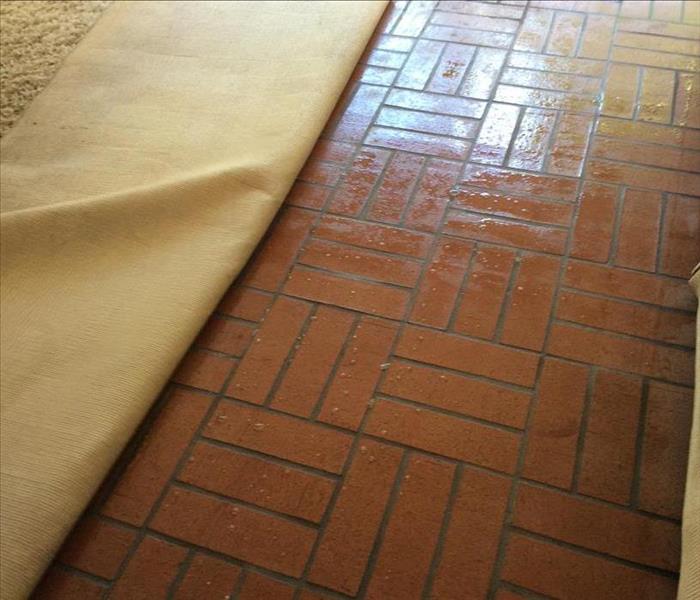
(0, 1, 386, 597)
(0, 0, 111, 136)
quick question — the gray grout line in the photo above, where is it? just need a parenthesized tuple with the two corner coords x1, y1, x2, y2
(570, 366, 597, 493)
(354, 451, 411, 599)
(420, 462, 463, 600)
(630, 376, 651, 511)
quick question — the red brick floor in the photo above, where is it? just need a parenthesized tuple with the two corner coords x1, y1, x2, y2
(34, 1, 699, 599)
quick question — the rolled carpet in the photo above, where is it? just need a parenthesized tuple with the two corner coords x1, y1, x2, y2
(680, 264, 700, 600)
(0, 1, 386, 597)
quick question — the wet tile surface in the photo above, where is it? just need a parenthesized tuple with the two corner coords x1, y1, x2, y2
(36, 1, 699, 599)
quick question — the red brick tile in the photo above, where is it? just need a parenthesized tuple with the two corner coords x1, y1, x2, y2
(101, 388, 212, 525)
(393, 0, 435, 36)
(365, 398, 520, 474)
(591, 136, 700, 172)
(272, 306, 354, 417)
(353, 63, 398, 86)
(615, 30, 699, 54)
(652, 0, 683, 21)
(523, 358, 588, 488)
(501, 253, 561, 351)
(366, 454, 454, 600)
(298, 159, 343, 187)
(238, 572, 294, 600)
(173, 554, 241, 600)
(620, 1, 651, 19)
(444, 210, 568, 255)
(366, 48, 405, 69)
(404, 158, 461, 232)
(111, 536, 187, 600)
(376, 106, 478, 139)
(549, 113, 594, 177)
(314, 214, 432, 258)
(438, 0, 524, 19)
(287, 181, 331, 210)
(614, 189, 662, 271)
(172, 350, 236, 393)
(368, 152, 426, 223)
(317, 316, 398, 430)
(58, 516, 134, 579)
(674, 73, 700, 128)
(366, 126, 471, 160)
(33, 568, 104, 600)
(638, 382, 694, 519)
(502, 534, 677, 599)
(227, 296, 311, 404)
(602, 64, 639, 118)
(557, 290, 696, 347)
(495, 84, 598, 113)
(589, 158, 700, 196)
(299, 590, 333, 600)
(424, 23, 512, 48)
(549, 323, 694, 385)
(453, 246, 516, 339)
(329, 148, 390, 216)
(513, 484, 680, 571)
(494, 590, 529, 600)
(618, 17, 700, 38)
(178, 442, 335, 522)
(461, 164, 579, 201)
(205, 401, 352, 473)
(196, 316, 253, 356)
(284, 266, 410, 319)
(660, 194, 700, 278)
(611, 46, 698, 71)
(431, 10, 519, 33)
(426, 42, 475, 95)
(596, 116, 700, 150)
(309, 439, 403, 595)
(508, 107, 557, 171)
(471, 103, 521, 165)
(242, 207, 316, 292)
(571, 182, 618, 262)
(547, 11, 584, 56)
(376, 34, 414, 52)
(310, 139, 356, 164)
(386, 88, 486, 118)
(300, 238, 421, 287)
(638, 67, 675, 123)
(564, 260, 697, 311)
(327, 84, 387, 143)
(380, 361, 530, 429)
(460, 47, 507, 99)
(151, 488, 315, 577)
(509, 51, 606, 77)
(396, 39, 444, 89)
(579, 15, 615, 59)
(429, 468, 511, 600)
(410, 238, 473, 328)
(451, 188, 574, 226)
(501, 68, 600, 95)
(218, 286, 272, 322)
(397, 325, 539, 387)
(514, 7, 554, 52)
(577, 371, 642, 504)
